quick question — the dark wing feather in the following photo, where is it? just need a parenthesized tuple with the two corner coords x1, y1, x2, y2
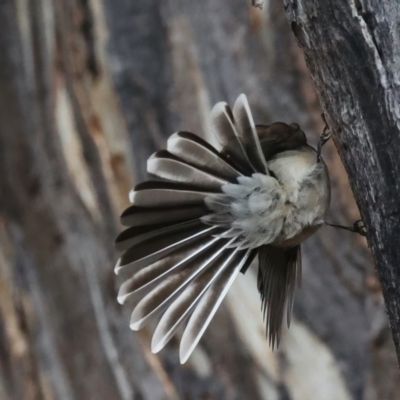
(257, 245, 301, 348)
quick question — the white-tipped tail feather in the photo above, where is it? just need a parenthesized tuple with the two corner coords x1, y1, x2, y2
(115, 94, 330, 362)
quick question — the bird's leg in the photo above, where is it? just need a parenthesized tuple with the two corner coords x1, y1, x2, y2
(317, 113, 332, 162)
(325, 220, 367, 236)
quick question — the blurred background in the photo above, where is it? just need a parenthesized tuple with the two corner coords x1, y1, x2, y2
(0, 0, 399, 399)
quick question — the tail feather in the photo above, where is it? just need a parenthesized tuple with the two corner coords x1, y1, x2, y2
(115, 94, 303, 362)
(129, 238, 234, 331)
(210, 102, 254, 175)
(167, 132, 242, 182)
(147, 151, 227, 191)
(129, 185, 212, 207)
(116, 224, 217, 277)
(232, 94, 269, 174)
(116, 219, 202, 252)
(201, 213, 232, 227)
(120, 204, 208, 227)
(117, 236, 218, 305)
(151, 246, 239, 354)
(179, 248, 257, 363)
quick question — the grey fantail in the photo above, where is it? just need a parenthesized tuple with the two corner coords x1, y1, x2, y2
(115, 94, 331, 363)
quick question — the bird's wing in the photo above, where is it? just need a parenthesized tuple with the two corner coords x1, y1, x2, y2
(255, 122, 307, 161)
(257, 245, 302, 348)
(116, 94, 280, 362)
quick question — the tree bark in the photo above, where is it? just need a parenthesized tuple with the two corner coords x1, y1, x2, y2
(0, 0, 399, 399)
(282, 0, 400, 367)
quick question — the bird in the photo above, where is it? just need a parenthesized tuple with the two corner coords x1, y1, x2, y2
(114, 93, 332, 364)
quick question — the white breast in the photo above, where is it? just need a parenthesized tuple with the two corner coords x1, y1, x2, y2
(267, 147, 318, 196)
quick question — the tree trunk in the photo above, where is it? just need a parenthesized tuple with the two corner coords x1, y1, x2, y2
(282, 0, 400, 370)
(0, 0, 398, 399)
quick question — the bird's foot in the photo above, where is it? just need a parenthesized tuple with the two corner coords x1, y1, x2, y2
(325, 219, 367, 237)
(317, 114, 332, 162)
(352, 219, 367, 236)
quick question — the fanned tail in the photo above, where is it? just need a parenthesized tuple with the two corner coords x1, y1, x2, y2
(116, 94, 300, 362)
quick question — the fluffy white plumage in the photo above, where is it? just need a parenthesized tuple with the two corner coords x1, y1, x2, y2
(203, 147, 330, 249)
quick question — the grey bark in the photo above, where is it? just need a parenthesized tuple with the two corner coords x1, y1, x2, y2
(0, 0, 399, 399)
(282, 0, 400, 367)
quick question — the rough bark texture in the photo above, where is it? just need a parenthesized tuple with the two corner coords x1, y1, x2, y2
(0, 0, 399, 399)
(282, 0, 400, 369)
